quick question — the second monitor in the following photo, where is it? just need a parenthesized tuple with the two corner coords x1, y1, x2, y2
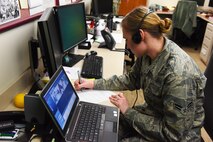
(55, 3, 88, 53)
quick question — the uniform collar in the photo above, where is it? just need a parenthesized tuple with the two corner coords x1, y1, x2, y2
(143, 37, 171, 76)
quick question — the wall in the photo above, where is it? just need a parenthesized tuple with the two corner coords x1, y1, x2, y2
(147, 0, 210, 7)
(0, 22, 37, 99)
(204, 0, 210, 6)
(147, 0, 179, 7)
(83, 0, 92, 14)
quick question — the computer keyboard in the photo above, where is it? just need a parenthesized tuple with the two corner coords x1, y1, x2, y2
(81, 55, 103, 79)
(72, 104, 106, 142)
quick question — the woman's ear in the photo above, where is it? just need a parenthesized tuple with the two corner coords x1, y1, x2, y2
(139, 29, 145, 41)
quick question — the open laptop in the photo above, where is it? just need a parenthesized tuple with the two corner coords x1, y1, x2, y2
(40, 66, 119, 142)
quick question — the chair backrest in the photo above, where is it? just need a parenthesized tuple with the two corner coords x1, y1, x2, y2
(172, 0, 197, 37)
(204, 53, 213, 140)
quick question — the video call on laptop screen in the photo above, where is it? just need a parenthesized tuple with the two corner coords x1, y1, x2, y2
(43, 70, 77, 129)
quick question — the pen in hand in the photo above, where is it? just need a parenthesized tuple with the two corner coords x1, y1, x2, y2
(78, 71, 82, 84)
(78, 71, 83, 90)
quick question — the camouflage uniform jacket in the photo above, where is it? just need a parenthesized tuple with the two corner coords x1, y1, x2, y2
(94, 38, 206, 141)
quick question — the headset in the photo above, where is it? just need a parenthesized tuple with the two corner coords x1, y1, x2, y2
(132, 11, 152, 44)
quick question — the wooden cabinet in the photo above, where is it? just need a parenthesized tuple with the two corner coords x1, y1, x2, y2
(118, 0, 147, 16)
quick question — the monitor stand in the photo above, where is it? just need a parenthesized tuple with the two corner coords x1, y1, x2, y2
(62, 51, 84, 67)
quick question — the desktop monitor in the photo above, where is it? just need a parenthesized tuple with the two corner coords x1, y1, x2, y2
(38, 8, 63, 77)
(91, 0, 113, 15)
(55, 3, 88, 53)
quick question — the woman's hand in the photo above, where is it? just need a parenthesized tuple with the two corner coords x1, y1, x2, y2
(74, 78, 95, 91)
(109, 93, 129, 114)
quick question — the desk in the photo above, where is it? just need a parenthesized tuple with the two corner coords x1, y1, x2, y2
(73, 31, 126, 79)
(155, 11, 173, 15)
(156, 10, 213, 24)
(197, 14, 213, 24)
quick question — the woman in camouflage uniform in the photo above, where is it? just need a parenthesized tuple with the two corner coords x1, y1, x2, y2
(75, 6, 206, 142)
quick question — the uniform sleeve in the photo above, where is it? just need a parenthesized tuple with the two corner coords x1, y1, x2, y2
(123, 74, 204, 141)
(93, 58, 142, 91)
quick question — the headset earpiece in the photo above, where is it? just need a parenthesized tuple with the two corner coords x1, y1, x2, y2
(132, 31, 142, 44)
(132, 11, 152, 44)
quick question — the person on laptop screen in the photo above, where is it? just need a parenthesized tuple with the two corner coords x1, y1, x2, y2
(74, 6, 206, 142)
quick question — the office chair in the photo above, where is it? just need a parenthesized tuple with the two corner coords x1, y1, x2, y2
(203, 52, 213, 141)
(172, 0, 197, 48)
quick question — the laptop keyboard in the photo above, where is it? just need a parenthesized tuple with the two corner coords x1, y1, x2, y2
(72, 104, 106, 142)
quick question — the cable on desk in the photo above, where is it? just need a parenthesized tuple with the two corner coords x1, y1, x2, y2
(133, 90, 139, 108)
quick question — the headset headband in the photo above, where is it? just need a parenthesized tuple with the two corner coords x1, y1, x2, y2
(136, 11, 152, 31)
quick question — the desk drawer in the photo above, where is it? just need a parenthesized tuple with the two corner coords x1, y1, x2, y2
(206, 23, 213, 32)
(202, 36, 213, 48)
(204, 28, 213, 40)
(200, 23, 213, 65)
(200, 46, 209, 64)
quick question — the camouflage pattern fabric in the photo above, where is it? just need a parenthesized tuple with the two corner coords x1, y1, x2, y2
(94, 38, 206, 141)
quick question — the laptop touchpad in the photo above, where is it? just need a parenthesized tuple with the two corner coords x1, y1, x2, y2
(104, 121, 113, 132)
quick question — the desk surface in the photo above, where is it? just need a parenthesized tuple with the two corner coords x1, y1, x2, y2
(156, 10, 213, 24)
(73, 31, 125, 79)
(197, 14, 213, 24)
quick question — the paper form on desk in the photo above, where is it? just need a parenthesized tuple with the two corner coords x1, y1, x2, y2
(64, 66, 81, 80)
(77, 90, 116, 104)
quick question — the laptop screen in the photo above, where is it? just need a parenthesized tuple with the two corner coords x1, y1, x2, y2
(40, 66, 79, 135)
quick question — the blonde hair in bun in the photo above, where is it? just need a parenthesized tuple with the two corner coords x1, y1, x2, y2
(122, 6, 172, 38)
(160, 18, 172, 33)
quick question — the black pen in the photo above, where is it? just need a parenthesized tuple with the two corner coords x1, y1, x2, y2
(78, 71, 82, 84)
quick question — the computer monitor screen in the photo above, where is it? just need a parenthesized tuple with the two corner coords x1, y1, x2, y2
(56, 3, 87, 53)
(38, 8, 63, 77)
(92, 0, 113, 15)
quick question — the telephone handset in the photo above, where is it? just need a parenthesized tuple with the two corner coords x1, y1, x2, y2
(98, 29, 116, 50)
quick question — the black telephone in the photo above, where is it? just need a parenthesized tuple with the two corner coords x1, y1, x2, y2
(98, 29, 116, 50)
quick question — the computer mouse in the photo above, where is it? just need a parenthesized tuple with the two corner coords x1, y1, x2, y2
(85, 51, 97, 58)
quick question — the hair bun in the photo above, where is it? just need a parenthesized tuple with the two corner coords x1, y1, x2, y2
(160, 18, 172, 33)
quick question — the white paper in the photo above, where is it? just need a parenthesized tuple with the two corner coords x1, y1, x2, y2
(28, 0, 42, 8)
(19, 0, 28, 9)
(64, 66, 81, 80)
(43, 0, 55, 8)
(77, 90, 116, 104)
(29, 0, 55, 15)
(29, 6, 43, 15)
(113, 17, 123, 23)
(59, 0, 71, 6)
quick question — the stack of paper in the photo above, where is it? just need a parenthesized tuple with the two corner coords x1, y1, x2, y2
(77, 90, 116, 106)
(63, 66, 81, 80)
